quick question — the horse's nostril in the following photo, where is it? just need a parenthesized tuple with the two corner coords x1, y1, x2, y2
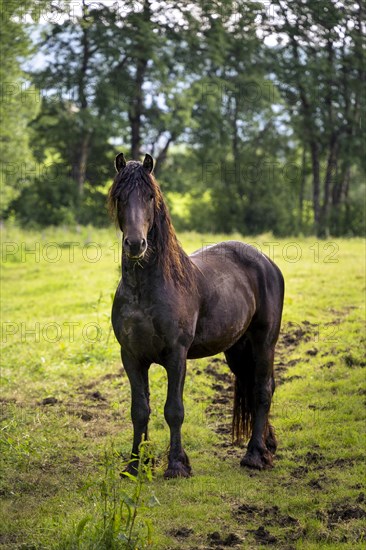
(124, 237, 146, 257)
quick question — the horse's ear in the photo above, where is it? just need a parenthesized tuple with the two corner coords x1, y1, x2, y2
(143, 153, 154, 173)
(115, 153, 126, 173)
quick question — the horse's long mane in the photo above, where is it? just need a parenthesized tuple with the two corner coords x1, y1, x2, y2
(107, 161, 196, 290)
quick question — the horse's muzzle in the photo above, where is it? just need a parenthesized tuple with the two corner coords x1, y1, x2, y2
(124, 237, 147, 260)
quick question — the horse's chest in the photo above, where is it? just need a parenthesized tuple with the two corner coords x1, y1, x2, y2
(112, 295, 168, 356)
(114, 303, 151, 343)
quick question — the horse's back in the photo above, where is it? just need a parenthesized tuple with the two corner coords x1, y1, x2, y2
(191, 240, 283, 295)
(187, 241, 284, 358)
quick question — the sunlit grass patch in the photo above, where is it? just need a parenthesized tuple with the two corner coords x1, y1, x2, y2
(1, 226, 365, 548)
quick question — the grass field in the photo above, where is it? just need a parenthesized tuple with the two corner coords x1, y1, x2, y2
(1, 225, 365, 549)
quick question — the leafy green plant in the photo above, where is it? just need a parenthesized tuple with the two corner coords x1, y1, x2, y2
(69, 441, 159, 550)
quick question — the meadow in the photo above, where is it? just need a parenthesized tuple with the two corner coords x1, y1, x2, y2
(1, 225, 365, 549)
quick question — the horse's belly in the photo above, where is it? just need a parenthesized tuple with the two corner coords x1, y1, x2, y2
(188, 307, 253, 359)
(188, 328, 247, 359)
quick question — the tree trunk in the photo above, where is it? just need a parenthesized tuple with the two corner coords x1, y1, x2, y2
(288, 28, 321, 237)
(232, 95, 239, 166)
(75, 132, 91, 197)
(128, 0, 150, 160)
(309, 141, 321, 235)
(154, 135, 174, 177)
(230, 93, 240, 204)
(319, 133, 338, 236)
(75, 0, 91, 197)
(129, 58, 147, 160)
(298, 147, 306, 231)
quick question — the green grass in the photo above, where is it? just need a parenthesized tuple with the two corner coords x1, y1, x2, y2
(1, 225, 365, 549)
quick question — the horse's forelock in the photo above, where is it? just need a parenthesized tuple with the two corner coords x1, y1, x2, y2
(107, 161, 158, 219)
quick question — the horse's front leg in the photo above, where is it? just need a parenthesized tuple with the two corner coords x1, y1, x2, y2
(163, 348, 192, 479)
(121, 350, 150, 476)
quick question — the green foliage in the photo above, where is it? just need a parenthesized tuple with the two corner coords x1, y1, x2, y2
(0, 0, 44, 214)
(11, 172, 78, 227)
(268, 0, 365, 236)
(63, 441, 159, 549)
(1, 1, 364, 235)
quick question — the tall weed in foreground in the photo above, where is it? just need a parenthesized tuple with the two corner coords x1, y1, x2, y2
(62, 441, 159, 549)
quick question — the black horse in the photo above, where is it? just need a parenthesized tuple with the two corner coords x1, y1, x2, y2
(108, 153, 284, 478)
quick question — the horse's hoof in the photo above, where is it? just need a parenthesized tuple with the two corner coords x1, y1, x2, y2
(240, 449, 273, 470)
(240, 454, 265, 470)
(163, 463, 192, 479)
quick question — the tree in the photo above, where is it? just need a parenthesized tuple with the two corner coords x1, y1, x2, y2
(4, 0, 363, 235)
(0, 0, 48, 216)
(268, 0, 365, 236)
(173, 0, 298, 234)
(29, 0, 204, 214)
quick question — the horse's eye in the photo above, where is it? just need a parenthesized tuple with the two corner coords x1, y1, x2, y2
(149, 195, 154, 201)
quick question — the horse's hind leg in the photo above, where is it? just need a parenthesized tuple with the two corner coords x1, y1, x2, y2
(265, 377, 277, 454)
(241, 333, 276, 470)
(225, 334, 254, 444)
(225, 331, 277, 470)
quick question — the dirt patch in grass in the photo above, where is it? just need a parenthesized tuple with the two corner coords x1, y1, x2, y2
(275, 319, 319, 383)
(78, 368, 125, 391)
(280, 322, 311, 344)
(304, 451, 324, 464)
(207, 531, 242, 547)
(234, 503, 300, 528)
(234, 503, 303, 545)
(86, 390, 107, 401)
(168, 526, 194, 538)
(291, 453, 363, 483)
(204, 359, 233, 447)
(40, 396, 59, 405)
(205, 360, 232, 384)
(315, 496, 366, 540)
(308, 475, 329, 490)
(247, 525, 278, 545)
(329, 457, 357, 468)
(325, 502, 366, 527)
(291, 465, 309, 478)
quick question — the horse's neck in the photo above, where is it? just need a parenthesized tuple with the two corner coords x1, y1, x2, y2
(121, 251, 162, 293)
(120, 225, 191, 294)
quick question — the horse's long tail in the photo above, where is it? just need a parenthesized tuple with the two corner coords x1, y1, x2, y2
(230, 338, 256, 445)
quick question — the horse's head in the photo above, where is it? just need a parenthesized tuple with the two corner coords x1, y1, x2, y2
(109, 153, 156, 260)
(108, 152, 197, 288)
